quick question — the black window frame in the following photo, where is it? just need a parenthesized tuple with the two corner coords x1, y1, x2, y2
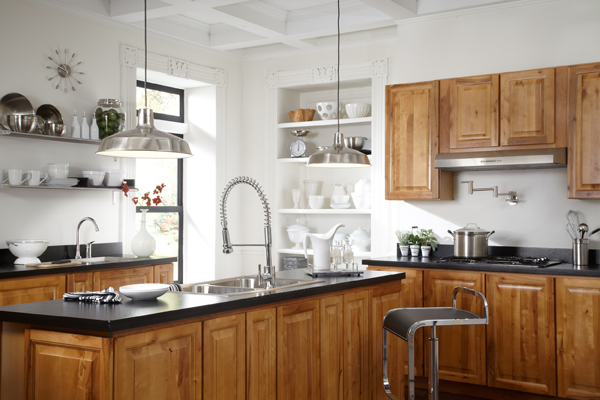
(136, 80, 185, 123)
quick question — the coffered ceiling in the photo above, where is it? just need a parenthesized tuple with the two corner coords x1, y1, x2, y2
(35, 0, 528, 57)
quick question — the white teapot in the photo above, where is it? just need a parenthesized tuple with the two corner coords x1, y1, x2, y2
(354, 179, 371, 194)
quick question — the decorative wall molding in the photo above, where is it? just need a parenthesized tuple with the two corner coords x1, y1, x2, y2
(371, 59, 388, 78)
(121, 46, 138, 68)
(311, 65, 337, 84)
(167, 57, 190, 78)
(213, 69, 226, 87)
(265, 72, 278, 89)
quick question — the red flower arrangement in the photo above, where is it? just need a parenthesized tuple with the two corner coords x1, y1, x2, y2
(122, 182, 166, 207)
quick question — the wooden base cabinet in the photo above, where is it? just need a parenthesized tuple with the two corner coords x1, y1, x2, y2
(247, 309, 276, 400)
(556, 277, 600, 398)
(0, 275, 65, 307)
(486, 274, 556, 396)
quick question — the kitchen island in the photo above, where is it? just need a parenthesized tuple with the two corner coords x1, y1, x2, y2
(0, 269, 406, 400)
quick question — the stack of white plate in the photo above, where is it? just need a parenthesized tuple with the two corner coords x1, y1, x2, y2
(46, 178, 78, 187)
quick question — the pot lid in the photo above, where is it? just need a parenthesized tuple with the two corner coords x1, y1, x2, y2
(349, 226, 370, 238)
(287, 219, 309, 232)
(454, 223, 490, 234)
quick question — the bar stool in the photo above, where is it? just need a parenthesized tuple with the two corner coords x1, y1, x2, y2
(382, 287, 489, 400)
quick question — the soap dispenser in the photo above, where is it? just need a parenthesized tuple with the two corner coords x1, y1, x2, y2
(81, 111, 90, 139)
(71, 111, 80, 139)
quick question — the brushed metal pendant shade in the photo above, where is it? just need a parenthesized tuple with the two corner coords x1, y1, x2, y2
(96, 109, 192, 158)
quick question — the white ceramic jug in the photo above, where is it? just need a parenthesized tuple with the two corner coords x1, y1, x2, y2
(331, 183, 352, 197)
(304, 223, 345, 271)
(354, 179, 371, 194)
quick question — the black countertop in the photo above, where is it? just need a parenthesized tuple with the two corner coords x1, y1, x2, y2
(363, 256, 600, 277)
(0, 269, 405, 334)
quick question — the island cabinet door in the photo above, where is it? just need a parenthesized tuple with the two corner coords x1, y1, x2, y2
(486, 273, 556, 396)
(93, 266, 154, 291)
(246, 308, 276, 400)
(320, 295, 344, 400)
(343, 290, 370, 400)
(114, 322, 202, 400)
(0, 275, 65, 306)
(556, 277, 600, 398)
(25, 330, 111, 400)
(277, 299, 320, 400)
(204, 314, 246, 400)
(424, 270, 486, 386)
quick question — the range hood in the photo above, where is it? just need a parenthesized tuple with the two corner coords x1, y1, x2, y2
(435, 148, 567, 171)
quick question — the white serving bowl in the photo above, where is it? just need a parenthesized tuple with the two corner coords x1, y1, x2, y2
(351, 192, 372, 209)
(345, 103, 371, 118)
(6, 240, 49, 264)
(104, 169, 124, 187)
(331, 195, 350, 204)
(82, 170, 105, 186)
(119, 283, 169, 300)
(308, 195, 325, 209)
(316, 102, 341, 120)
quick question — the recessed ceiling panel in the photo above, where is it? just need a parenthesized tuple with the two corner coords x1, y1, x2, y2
(259, 0, 338, 13)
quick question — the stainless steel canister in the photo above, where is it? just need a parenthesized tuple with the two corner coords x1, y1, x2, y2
(572, 238, 589, 266)
(448, 223, 495, 258)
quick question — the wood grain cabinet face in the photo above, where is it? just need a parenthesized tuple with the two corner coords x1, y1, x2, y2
(342, 290, 370, 400)
(385, 81, 453, 200)
(26, 330, 111, 400)
(66, 272, 93, 293)
(486, 274, 556, 396)
(246, 308, 276, 400)
(0, 275, 65, 306)
(556, 277, 600, 398)
(567, 62, 600, 198)
(500, 68, 556, 147)
(277, 299, 320, 400)
(424, 270, 486, 386)
(93, 266, 153, 291)
(440, 75, 500, 151)
(114, 323, 202, 400)
(154, 263, 174, 284)
(320, 295, 344, 400)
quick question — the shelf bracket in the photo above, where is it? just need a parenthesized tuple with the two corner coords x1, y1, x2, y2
(461, 181, 518, 205)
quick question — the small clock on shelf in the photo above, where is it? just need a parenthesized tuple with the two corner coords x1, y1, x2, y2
(290, 130, 310, 158)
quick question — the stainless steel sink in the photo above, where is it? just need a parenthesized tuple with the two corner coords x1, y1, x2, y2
(182, 275, 324, 297)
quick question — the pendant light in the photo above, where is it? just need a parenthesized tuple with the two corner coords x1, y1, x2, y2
(306, 0, 370, 168)
(96, 0, 192, 159)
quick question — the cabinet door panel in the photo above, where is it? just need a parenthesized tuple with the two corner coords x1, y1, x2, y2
(440, 75, 499, 151)
(343, 290, 369, 399)
(424, 270, 486, 386)
(247, 308, 276, 400)
(567, 63, 600, 198)
(67, 272, 93, 293)
(154, 263, 174, 284)
(26, 330, 110, 400)
(487, 274, 556, 396)
(277, 299, 320, 400)
(501, 68, 555, 146)
(320, 295, 343, 400)
(385, 81, 453, 200)
(0, 275, 65, 306)
(93, 266, 153, 291)
(204, 314, 245, 400)
(556, 277, 600, 398)
(115, 323, 201, 400)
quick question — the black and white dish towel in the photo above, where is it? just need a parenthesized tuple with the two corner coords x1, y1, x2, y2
(168, 283, 182, 292)
(63, 287, 122, 304)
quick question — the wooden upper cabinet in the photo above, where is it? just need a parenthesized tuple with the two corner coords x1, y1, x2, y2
(500, 68, 557, 147)
(567, 62, 600, 198)
(385, 81, 453, 200)
(440, 75, 500, 151)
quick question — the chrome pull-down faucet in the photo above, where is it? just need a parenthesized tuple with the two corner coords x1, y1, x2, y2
(220, 176, 275, 289)
(75, 217, 99, 259)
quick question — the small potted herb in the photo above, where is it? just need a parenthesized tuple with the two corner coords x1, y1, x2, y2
(408, 233, 421, 257)
(395, 230, 411, 257)
(419, 228, 438, 257)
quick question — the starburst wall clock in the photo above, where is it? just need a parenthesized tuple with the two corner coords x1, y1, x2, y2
(46, 49, 84, 92)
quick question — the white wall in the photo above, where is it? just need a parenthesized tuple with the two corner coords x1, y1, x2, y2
(0, 0, 242, 256)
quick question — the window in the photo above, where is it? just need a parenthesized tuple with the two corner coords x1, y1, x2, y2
(135, 81, 185, 282)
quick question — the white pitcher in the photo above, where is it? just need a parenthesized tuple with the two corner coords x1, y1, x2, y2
(331, 183, 352, 197)
(354, 178, 371, 194)
(304, 223, 345, 271)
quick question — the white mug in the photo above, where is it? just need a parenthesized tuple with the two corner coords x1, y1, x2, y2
(28, 170, 49, 186)
(8, 169, 31, 186)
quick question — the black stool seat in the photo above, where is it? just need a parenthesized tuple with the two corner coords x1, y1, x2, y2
(384, 307, 483, 340)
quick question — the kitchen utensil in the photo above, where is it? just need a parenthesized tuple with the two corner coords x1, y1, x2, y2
(303, 223, 345, 271)
(287, 219, 309, 250)
(316, 102, 341, 120)
(7, 169, 31, 186)
(6, 240, 50, 265)
(572, 238, 589, 266)
(287, 109, 315, 122)
(103, 169, 124, 187)
(1, 114, 42, 133)
(42, 123, 67, 136)
(290, 130, 309, 136)
(349, 226, 371, 252)
(344, 136, 368, 150)
(292, 189, 301, 209)
(27, 171, 49, 186)
(303, 180, 320, 203)
(590, 227, 600, 237)
(0, 93, 34, 116)
(331, 183, 351, 197)
(119, 283, 169, 300)
(35, 104, 63, 129)
(27, 261, 82, 268)
(354, 178, 371, 194)
(82, 171, 105, 186)
(345, 103, 371, 118)
(308, 195, 324, 209)
(330, 202, 351, 209)
(578, 223, 589, 239)
(447, 223, 495, 258)
(566, 210, 580, 234)
(565, 223, 575, 239)
(48, 163, 69, 179)
(351, 192, 372, 209)
(331, 195, 349, 204)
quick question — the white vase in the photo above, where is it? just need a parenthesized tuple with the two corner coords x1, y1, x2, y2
(409, 245, 420, 257)
(421, 245, 432, 257)
(131, 209, 156, 257)
(399, 245, 410, 257)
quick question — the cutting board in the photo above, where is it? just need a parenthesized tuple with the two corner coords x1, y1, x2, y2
(27, 261, 82, 268)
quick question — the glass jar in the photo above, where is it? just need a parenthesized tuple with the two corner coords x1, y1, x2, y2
(95, 99, 126, 139)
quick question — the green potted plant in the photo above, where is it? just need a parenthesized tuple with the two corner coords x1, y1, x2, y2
(395, 230, 411, 257)
(408, 233, 422, 256)
(419, 228, 438, 257)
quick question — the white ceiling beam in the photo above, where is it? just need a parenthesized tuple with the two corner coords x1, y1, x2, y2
(417, 0, 522, 15)
(359, 0, 417, 20)
(209, 29, 266, 49)
(134, 17, 211, 47)
(109, 0, 179, 23)
(35, 0, 110, 16)
(213, 2, 286, 35)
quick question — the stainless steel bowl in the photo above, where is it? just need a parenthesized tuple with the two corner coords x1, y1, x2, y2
(1, 114, 42, 133)
(36, 104, 63, 124)
(0, 93, 34, 116)
(43, 122, 67, 136)
(344, 136, 368, 150)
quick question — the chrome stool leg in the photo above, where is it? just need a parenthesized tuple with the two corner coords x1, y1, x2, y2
(382, 328, 400, 400)
(429, 325, 439, 400)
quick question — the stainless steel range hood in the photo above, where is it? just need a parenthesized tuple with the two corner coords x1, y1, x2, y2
(435, 148, 567, 171)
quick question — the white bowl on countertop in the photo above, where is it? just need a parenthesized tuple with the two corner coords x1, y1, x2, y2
(82, 170, 105, 186)
(119, 283, 169, 300)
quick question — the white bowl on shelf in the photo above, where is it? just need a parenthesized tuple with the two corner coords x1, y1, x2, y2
(119, 283, 169, 300)
(345, 103, 371, 118)
(351, 192, 372, 209)
(6, 240, 49, 264)
(82, 171, 105, 186)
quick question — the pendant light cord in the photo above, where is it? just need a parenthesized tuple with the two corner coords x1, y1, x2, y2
(144, 0, 148, 108)
(337, 0, 340, 132)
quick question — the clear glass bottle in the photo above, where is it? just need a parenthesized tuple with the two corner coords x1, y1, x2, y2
(95, 99, 126, 139)
(343, 239, 354, 269)
(331, 240, 342, 270)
